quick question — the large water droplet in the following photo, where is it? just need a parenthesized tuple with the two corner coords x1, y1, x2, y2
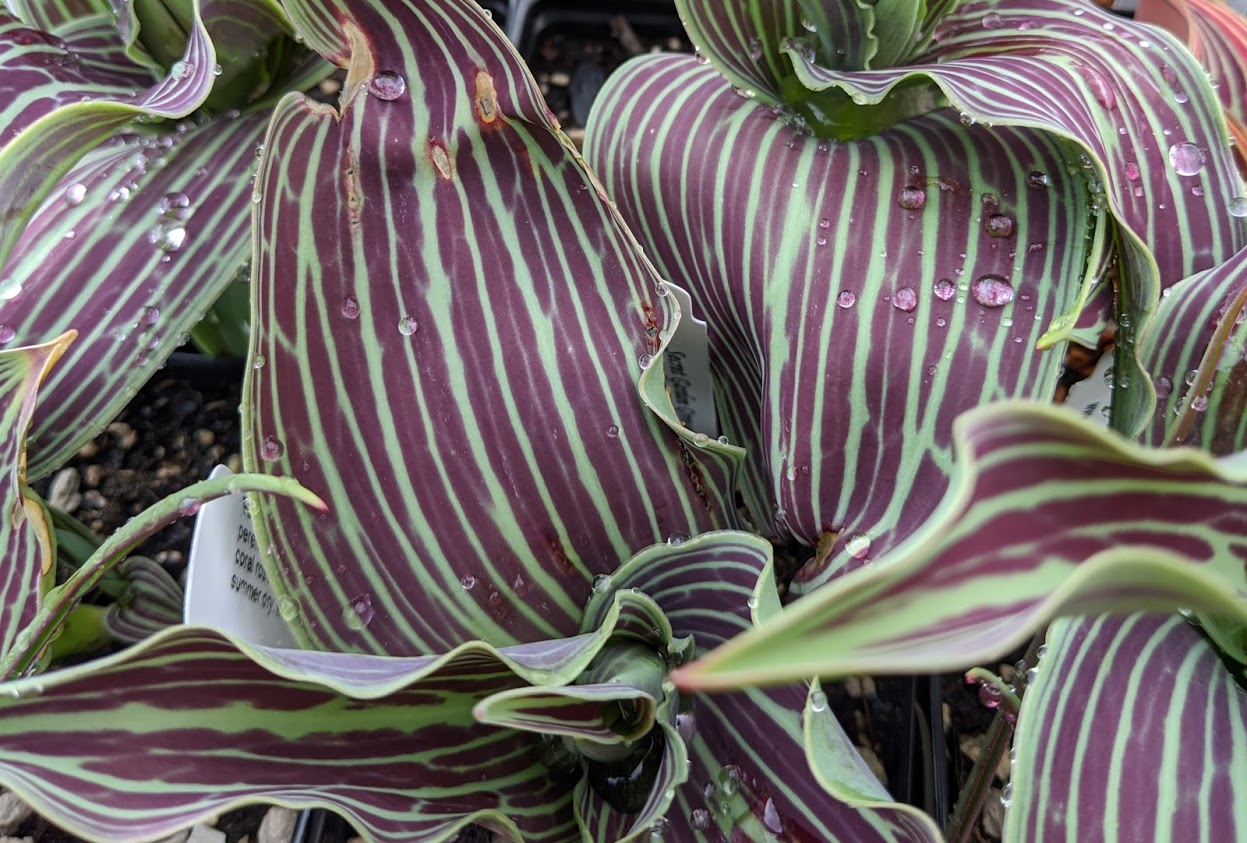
(978, 682, 1003, 708)
(933, 278, 956, 301)
(159, 191, 190, 219)
(0, 326, 15, 345)
(691, 809, 711, 831)
(460, 574, 476, 590)
(763, 798, 783, 834)
(897, 186, 926, 210)
(810, 690, 828, 712)
(148, 224, 186, 252)
(592, 574, 612, 593)
(368, 71, 407, 101)
(971, 275, 1015, 308)
(344, 593, 375, 630)
(277, 596, 299, 621)
(845, 532, 871, 559)
(340, 296, 360, 319)
(63, 183, 86, 206)
(398, 315, 418, 336)
(836, 290, 856, 309)
(260, 434, 284, 462)
(1230, 196, 1247, 217)
(984, 213, 1015, 238)
(638, 353, 655, 370)
(1168, 142, 1205, 177)
(667, 531, 690, 546)
(138, 305, 160, 326)
(1025, 171, 1048, 189)
(748, 37, 763, 60)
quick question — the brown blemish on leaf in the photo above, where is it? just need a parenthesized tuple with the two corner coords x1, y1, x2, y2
(475, 70, 498, 124)
(547, 535, 577, 575)
(341, 22, 376, 107)
(677, 440, 711, 510)
(429, 140, 454, 180)
(342, 145, 362, 227)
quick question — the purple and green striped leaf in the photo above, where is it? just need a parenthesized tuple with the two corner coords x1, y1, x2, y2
(2, 109, 272, 478)
(581, 532, 942, 841)
(1008, 613, 1247, 841)
(244, 0, 733, 656)
(673, 403, 1247, 691)
(2, 470, 324, 678)
(3, 0, 111, 32)
(0, 621, 673, 843)
(0, 6, 221, 269)
(585, 53, 1103, 587)
(1136, 243, 1247, 453)
(0, 333, 72, 657)
(102, 555, 185, 643)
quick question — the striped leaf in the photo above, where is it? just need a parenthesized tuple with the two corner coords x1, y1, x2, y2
(1007, 613, 1247, 841)
(3, 0, 110, 32)
(102, 555, 185, 643)
(1140, 0, 1247, 150)
(0, 7, 220, 269)
(244, 0, 733, 656)
(3, 469, 323, 678)
(673, 403, 1247, 691)
(0, 332, 72, 658)
(584, 54, 1104, 587)
(1136, 243, 1247, 453)
(580, 533, 941, 842)
(3, 109, 272, 478)
(0, 620, 669, 843)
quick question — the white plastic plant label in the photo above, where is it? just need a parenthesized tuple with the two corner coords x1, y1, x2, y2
(185, 465, 299, 648)
(1062, 349, 1114, 427)
(664, 282, 718, 438)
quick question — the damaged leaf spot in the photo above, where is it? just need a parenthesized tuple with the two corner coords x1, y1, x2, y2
(475, 70, 498, 124)
(429, 141, 453, 180)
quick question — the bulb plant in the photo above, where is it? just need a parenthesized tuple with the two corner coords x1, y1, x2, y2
(0, 0, 1243, 841)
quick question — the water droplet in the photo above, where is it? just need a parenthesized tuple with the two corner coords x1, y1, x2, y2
(592, 574, 612, 593)
(606, 424, 619, 438)
(368, 70, 407, 101)
(958, 112, 976, 126)
(343, 593, 374, 630)
(260, 435, 284, 462)
(138, 305, 160, 327)
(212, 63, 223, 76)
(718, 765, 741, 796)
(897, 186, 926, 210)
(836, 290, 856, 309)
(1230, 196, 1247, 217)
(936, 317, 947, 327)
(639, 353, 655, 370)
(398, 315, 418, 336)
(340, 296, 360, 319)
(159, 191, 190, 219)
(763, 798, 783, 834)
(177, 497, 201, 517)
(982, 12, 1004, 28)
(810, 690, 828, 712)
(147, 224, 186, 252)
(845, 532, 871, 559)
(691, 809, 711, 831)
(984, 213, 1015, 238)
(253, 354, 265, 370)
(732, 86, 756, 99)
(460, 574, 476, 590)
(978, 682, 1003, 708)
(667, 531, 690, 546)
(0, 326, 14, 345)
(971, 275, 1015, 308)
(1025, 171, 1048, 189)
(1192, 394, 1209, 411)
(694, 49, 709, 65)
(717, 435, 729, 445)
(1077, 65, 1116, 109)
(277, 596, 299, 621)
(748, 37, 763, 60)
(818, 217, 830, 229)
(933, 278, 956, 301)
(63, 183, 86, 206)
(1175, 90, 1189, 104)
(1168, 142, 1205, 177)
(676, 711, 696, 741)
(108, 186, 131, 203)
(1001, 782, 1013, 808)
(170, 60, 194, 79)
(1184, 369, 1199, 386)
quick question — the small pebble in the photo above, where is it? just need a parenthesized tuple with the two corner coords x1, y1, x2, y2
(185, 824, 224, 843)
(549, 71, 571, 86)
(257, 807, 297, 843)
(105, 422, 138, 450)
(0, 790, 32, 834)
(47, 468, 81, 512)
(76, 440, 100, 459)
(83, 464, 103, 487)
(195, 429, 215, 447)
